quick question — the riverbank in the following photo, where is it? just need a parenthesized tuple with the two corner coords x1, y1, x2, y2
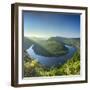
(26, 44, 76, 67)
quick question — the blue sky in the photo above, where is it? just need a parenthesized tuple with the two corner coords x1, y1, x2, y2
(23, 11, 80, 38)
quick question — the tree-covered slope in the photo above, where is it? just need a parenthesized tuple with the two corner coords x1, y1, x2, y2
(24, 37, 34, 50)
(24, 50, 80, 77)
(49, 37, 80, 48)
(33, 39, 68, 56)
(24, 36, 80, 57)
(24, 36, 80, 77)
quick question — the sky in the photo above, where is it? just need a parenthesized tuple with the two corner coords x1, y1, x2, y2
(23, 11, 80, 38)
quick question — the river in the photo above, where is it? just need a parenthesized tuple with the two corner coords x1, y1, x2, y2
(26, 44, 76, 67)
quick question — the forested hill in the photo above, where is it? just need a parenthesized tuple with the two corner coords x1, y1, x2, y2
(48, 37, 80, 48)
(24, 36, 80, 51)
(33, 38, 69, 56)
(24, 36, 80, 76)
(24, 37, 69, 56)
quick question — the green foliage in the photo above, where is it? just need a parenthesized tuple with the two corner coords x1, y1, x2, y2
(24, 50, 80, 77)
(24, 36, 80, 57)
(24, 37, 80, 77)
(58, 51, 80, 75)
(24, 37, 34, 50)
(24, 58, 40, 77)
(33, 39, 68, 57)
(49, 37, 80, 49)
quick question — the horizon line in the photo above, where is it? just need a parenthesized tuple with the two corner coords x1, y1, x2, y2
(24, 35, 80, 39)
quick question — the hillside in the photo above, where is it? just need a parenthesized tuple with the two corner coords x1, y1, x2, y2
(24, 36, 80, 57)
(33, 39, 68, 56)
(24, 49, 80, 77)
(24, 36, 80, 77)
(48, 37, 80, 48)
(24, 37, 46, 50)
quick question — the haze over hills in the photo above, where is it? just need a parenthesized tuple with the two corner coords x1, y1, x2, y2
(24, 36, 80, 57)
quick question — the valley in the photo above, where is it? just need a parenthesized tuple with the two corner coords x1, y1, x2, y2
(23, 36, 80, 77)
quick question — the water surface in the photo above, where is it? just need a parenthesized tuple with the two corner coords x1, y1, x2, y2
(26, 44, 76, 67)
